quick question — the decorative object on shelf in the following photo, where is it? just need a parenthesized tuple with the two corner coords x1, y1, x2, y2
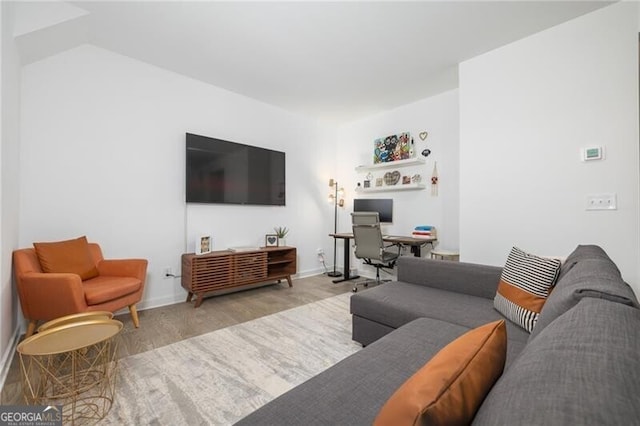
(421, 148, 431, 158)
(274, 226, 289, 246)
(327, 179, 345, 278)
(373, 132, 413, 163)
(383, 171, 401, 186)
(412, 174, 422, 183)
(265, 234, 279, 247)
(196, 235, 212, 255)
(419, 131, 429, 141)
(431, 162, 439, 196)
(355, 159, 427, 193)
(402, 176, 411, 184)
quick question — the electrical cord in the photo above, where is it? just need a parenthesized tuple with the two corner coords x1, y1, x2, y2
(318, 253, 329, 274)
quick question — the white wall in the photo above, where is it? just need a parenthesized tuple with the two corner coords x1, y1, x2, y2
(20, 44, 335, 309)
(336, 90, 459, 276)
(0, 0, 22, 385)
(459, 2, 640, 292)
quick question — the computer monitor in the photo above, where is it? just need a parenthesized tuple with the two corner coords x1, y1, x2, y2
(353, 198, 393, 223)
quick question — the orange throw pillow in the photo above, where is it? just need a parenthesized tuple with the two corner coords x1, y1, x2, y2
(374, 320, 507, 426)
(34, 236, 99, 280)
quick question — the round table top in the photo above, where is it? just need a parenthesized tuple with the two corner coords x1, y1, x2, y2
(37, 311, 114, 333)
(18, 319, 123, 356)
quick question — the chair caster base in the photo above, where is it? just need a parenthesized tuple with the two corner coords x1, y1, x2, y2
(352, 287, 358, 293)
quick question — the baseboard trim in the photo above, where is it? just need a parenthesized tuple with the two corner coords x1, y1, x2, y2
(0, 323, 22, 392)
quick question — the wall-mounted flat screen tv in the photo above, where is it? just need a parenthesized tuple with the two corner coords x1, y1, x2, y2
(186, 133, 285, 206)
(353, 198, 393, 223)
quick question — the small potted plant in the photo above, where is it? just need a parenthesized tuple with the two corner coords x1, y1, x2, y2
(274, 226, 289, 246)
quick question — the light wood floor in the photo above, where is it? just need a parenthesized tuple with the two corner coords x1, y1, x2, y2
(1, 274, 356, 405)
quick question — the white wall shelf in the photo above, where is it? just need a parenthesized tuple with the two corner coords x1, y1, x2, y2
(356, 183, 426, 193)
(355, 157, 425, 172)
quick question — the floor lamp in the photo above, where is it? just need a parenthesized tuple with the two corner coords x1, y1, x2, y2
(327, 179, 344, 278)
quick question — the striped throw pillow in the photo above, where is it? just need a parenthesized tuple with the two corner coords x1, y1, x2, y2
(494, 247, 561, 332)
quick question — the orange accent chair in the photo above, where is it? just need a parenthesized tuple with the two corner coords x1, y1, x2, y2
(14, 240, 147, 337)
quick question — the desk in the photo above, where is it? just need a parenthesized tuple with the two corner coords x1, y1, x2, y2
(329, 233, 437, 283)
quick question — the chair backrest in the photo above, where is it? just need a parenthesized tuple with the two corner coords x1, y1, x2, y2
(13, 244, 104, 278)
(352, 212, 384, 260)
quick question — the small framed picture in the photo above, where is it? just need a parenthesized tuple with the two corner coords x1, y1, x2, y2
(375, 178, 383, 187)
(402, 176, 411, 184)
(196, 235, 212, 255)
(265, 234, 279, 247)
(363, 180, 371, 188)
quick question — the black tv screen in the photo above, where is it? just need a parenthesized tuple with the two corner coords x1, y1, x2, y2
(186, 133, 285, 206)
(353, 198, 393, 223)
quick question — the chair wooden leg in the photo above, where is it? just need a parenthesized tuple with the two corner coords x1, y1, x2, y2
(25, 320, 37, 338)
(129, 304, 140, 328)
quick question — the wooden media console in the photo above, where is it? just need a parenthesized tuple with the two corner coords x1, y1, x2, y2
(181, 246, 297, 307)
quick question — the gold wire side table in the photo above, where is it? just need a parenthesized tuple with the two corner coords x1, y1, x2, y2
(36, 311, 114, 334)
(17, 315, 122, 425)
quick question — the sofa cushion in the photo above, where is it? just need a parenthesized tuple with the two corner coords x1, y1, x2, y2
(529, 256, 638, 341)
(351, 282, 530, 343)
(236, 317, 473, 426)
(374, 320, 506, 426)
(83, 276, 141, 305)
(494, 247, 561, 332)
(33, 236, 99, 281)
(472, 298, 640, 425)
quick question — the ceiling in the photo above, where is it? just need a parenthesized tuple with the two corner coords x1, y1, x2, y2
(14, 1, 613, 124)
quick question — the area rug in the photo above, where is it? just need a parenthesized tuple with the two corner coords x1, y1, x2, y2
(102, 293, 360, 425)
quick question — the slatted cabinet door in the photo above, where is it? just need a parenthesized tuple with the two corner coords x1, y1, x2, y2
(235, 251, 268, 285)
(182, 252, 234, 307)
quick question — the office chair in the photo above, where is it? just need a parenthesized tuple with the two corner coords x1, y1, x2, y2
(351, 212, 401, 292)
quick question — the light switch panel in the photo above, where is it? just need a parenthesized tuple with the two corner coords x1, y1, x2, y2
(586, 193, 617, 211)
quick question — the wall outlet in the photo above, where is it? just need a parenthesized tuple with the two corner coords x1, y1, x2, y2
(163, 267, 173, 279)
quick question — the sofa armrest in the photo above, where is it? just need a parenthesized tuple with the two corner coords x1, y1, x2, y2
(97, 259, 148, 282)
(397, 257, 502, 299)
(18, 272, 87, 320)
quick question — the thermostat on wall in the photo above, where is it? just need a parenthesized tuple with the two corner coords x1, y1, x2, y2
(581, 146, 604, 161)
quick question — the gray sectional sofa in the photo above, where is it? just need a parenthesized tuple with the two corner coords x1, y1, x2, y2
(237, 245, 640, 425)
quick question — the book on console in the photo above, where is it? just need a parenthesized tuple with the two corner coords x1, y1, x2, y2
(228, 246, 260, 252)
